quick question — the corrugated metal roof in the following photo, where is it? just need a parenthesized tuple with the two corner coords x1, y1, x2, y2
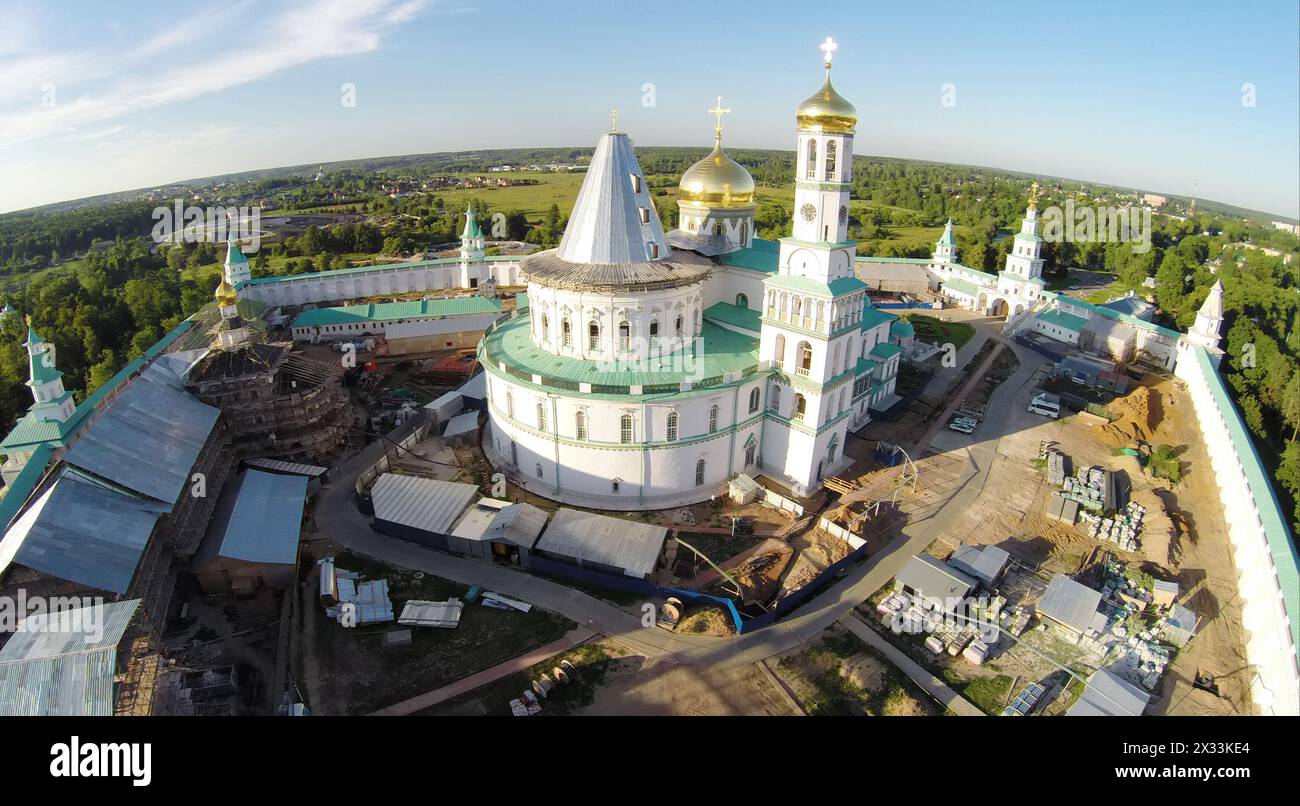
(451, 499, 547, 547)
(370, 473, 479, 536)
(0, 443, 55, 531)
(63, 372, 220, 506)
(383, 313, 500, 340)
(896, 554, 976, 606)
(291, 296, 501, 328)
(534, 508, 667, 578)
(442, 411, 480, 440)
(0, 599, 140, 717)
(1037, 574, 1103, 633)
(1037, 308, 1090, 332)
(195, 470, 307, 567)
(948, 544, 1010, 586)
(1066, 667, 1149, 716)
(704, 302, 760, 333)
(244, 457, 329, 478)
(0, 471, 164, 594)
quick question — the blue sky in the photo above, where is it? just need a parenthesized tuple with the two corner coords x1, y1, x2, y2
(1, 0, 1297, 217)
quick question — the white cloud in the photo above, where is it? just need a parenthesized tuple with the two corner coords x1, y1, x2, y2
(0, 0, 432, 146)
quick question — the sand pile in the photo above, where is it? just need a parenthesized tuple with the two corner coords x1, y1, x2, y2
(1096, 387, 1162, 447)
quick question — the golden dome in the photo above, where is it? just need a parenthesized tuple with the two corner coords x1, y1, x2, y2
(678, 143, 755, 208)
(796, 74, 857, 134)
(214, 278, 238, 305)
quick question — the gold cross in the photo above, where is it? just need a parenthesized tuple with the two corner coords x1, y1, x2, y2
(707, 95, 731, 141)
(610, 108, 618, 131)
(1028, 180, 1041, 209)
(820, 36, 838, 68)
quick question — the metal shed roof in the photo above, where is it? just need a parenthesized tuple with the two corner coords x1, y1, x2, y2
(948, 544, 1011, 587)
(194, 469, 307, 567)
(0, 471, 164, 594)
(0, 599, 140, 716)
(450, 499, 548, 548)
(1066, 667, 1150, 716)
(370, 473, 479, 536)
(244, 457, 329, 478)
(896, 554, 977, 604)
(534, 508, 667, 578)
(1038, 574, 1103, 634)
(442, 411, 480, 440)
(63, 372, 220, 506)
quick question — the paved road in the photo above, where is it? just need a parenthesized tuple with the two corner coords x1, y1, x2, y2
(314, 317, 1045, 672)
(839, 614, 985, 716)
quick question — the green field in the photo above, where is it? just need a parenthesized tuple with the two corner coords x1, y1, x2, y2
(904, 314, 976, 349)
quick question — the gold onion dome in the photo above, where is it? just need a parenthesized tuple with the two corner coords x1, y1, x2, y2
(796, 74, 857, 133)
(215, 277, 238, 305)
(679, 95, 755, 208)
(679, 143, 755, 207)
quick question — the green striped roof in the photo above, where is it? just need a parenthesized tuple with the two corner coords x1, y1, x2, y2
(1194, 346, 1299, 661)
(291, 297, 502, 328)
(766, 273, 867, 298)
(943, 279, 980, 298)
(703, 302, 760, 333)
(481, 313, 758, 396)
(870, 342, 903, 360)
(1037, 308, 1089, 332)
(26, 351, 62, 386)
(718, 238, 779, 273)
(0, 443, 54, 530)
(860, 305, 897, 332)
(1042, 291, 1182, 340)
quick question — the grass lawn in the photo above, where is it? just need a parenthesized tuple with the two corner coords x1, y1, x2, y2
(905, 314, 976, 350)
(775, 627, 936, 716)
(942, 671, 1014, 715)
(306, 551, 575, 715)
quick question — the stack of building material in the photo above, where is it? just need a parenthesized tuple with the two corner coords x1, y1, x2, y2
(399, 598, 464, 628)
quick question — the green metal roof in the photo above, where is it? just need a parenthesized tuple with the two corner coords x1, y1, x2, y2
(26, 352, 62, 386)
(515, 292, 529, 310)
(870, 342, 903, 360)
(999, 270, 1045, 285)
(1037, 308, 1089, 332)
(943, 279, 980, 298)
(480, 313, 760, 397)
(766, 273, 867, 298)
(461, 205, 483, 240)
(718, 238, 779, 273)
(855, 357, 878, 376)
(0, 409, 81, 451)
(937, 219, 957, 247)
(703, 302, 760, 333)
(24, 325, 43, 346)
(949, 263, 997, 283)
(1042, 291, 1182, 340)
(1194, 346, 1299, 662)
(0, 444, 54, 530)
(226, 240, 249, 265)
(860, 304, 897, 332)
(291, 296, 502, 328)
(890, 318, 915, 338)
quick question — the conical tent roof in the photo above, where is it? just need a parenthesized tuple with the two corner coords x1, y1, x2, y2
(556, 132, 670, 265)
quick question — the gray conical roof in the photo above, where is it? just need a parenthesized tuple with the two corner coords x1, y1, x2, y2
(1199, 279, 1224, 319)
(556, 132, 670, 265)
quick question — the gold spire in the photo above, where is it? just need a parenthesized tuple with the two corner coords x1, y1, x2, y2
(1028, 181, 1041, 212)
(609, 108, 619, 132)
(707, 95, 731, 144)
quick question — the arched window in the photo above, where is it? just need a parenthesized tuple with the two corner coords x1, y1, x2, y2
(796, 341, 813, 376)
(620, 414, 633, 444)
(649, 319, 659, 340)
(509, 441, 518, 465)
(675, 315, 683, 336)
(575, 410, 587, 440)
(708, 405, 719, 433)
(536, 402, 547, 432)
(794, 393, 807, 420)
(666, 411, 678, 442)
(618, 320, 630, 351)
(505, 389, 513, 418)
(769, 385, 781, 412)
(773, 334, 786, 369)
(541, 313, 549, 341)
(588, 321, 600, 351)
(833, 341, 843, 375)
(561, 318, 571, 347)
(748, 387, 760, 413)
(792, 296, 802, 319)
(744, 435, 757, 467)
(827, 434, 839, 464)
(695, 458, 706, 487)
(739, 221, 748, 245)
(536, 462, 543, 479)
(806, 139, 817, 179)
(825, 139, 837, 178)
(736, 293, 748, 309)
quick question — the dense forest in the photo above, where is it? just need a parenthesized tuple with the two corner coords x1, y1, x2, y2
(0, 148, 1297, 531)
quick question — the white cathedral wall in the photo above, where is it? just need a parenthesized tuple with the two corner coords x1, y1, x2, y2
(703, 268, 767, 312)
(484, 369, 767, 508)
(525, 282, 705, 364)
(1174, 345, 1300, 716)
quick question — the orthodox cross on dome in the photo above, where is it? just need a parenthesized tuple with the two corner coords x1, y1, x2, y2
(1028, 180, 1041, 211)
(819, 36, 838, 69)
(609, 108, 619, 132)
(707, 96, 731, 143)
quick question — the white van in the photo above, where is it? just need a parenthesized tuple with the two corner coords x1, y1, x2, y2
(1027, 392, 1061, 419)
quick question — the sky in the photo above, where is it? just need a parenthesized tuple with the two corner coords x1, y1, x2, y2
(1, 0, 1297, 217)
